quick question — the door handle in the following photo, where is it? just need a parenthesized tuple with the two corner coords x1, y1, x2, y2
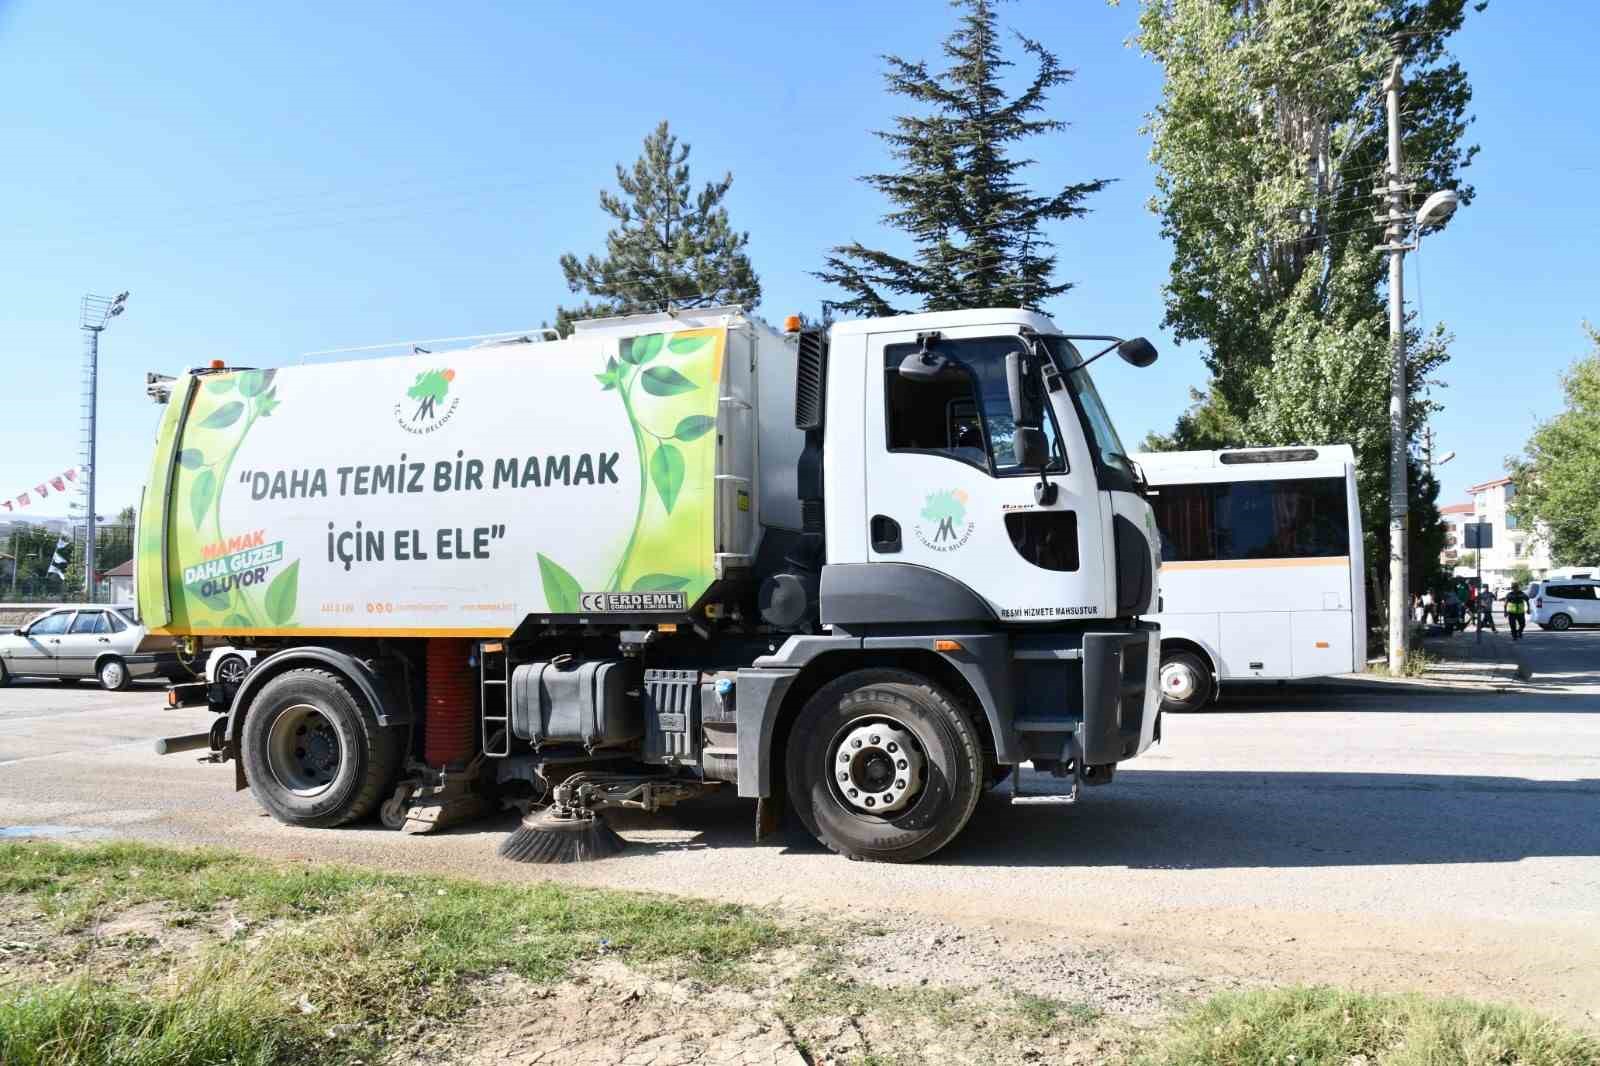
(870, 514, 902, 553)
(48, 638, 60, 644)
(98, 637, 111, 643)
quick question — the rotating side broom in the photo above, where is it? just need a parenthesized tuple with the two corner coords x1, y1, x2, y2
(498, 772, 709, 864)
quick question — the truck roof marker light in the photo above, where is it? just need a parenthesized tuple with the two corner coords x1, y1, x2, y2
(783, 315, 802, 333)
(934, 639, 964, 653)
(210, 359, 225, 369)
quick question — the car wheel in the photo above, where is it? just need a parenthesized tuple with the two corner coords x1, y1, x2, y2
(97, 658, 130, 691)
(786, 669, 983, 863)
(1159, 649, 1214, 714)
(240, 668, 403, 828)
(1550, 613, 1573, 632)
(215, 654, 250, 688)
(0, 659, 9, 686)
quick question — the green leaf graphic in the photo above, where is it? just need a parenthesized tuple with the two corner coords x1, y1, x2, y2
(257, 388, 280, 417)
(674, 414, 715, 441)
(189, 469, 216, 529)
(631, 573, 689, 592)
(204, 377, 235, 394)
(199, 401, 244, 430)
(239, 368, 277, 397)
(641, 366, 696, 396)
(620, 334, 663, 366)
(667, 334, 710, 354)
(224, 614, 252, 628)
(265, 560, 300, 625)
(198, 585, 231, 611)
(595, 355, 619, 390)
(537, 553, 582, 613)
(650, 442, 685, 513)
(178, 448, 206, 470)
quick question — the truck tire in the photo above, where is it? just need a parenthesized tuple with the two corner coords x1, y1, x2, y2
(241, 667, 402, 828)
(786, 669, 983, 863)
(1158, 649, 1213, 714)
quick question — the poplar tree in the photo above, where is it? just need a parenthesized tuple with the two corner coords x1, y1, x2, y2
(818, 0, 1107, 316)
(554, 121, 761, 334)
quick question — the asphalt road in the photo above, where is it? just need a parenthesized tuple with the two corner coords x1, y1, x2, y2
(2, 627, 1597, 1024)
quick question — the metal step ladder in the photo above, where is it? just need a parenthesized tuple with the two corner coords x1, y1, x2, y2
(479, 641, 510, 757)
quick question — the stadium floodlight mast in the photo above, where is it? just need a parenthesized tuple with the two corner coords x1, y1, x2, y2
(78, 291, 129, 603)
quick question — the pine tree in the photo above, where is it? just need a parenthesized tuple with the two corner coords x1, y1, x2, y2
(553, 122, 761, 334)
(818, 0, 1107, 317)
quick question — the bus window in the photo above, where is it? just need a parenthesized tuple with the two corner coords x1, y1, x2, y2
(1151, 483, 1214, 561)
(1151, 477, 1349, 562)
(1215, 478, 1349, 559)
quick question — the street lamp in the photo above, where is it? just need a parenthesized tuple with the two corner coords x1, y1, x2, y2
(78, 291, 129, 603)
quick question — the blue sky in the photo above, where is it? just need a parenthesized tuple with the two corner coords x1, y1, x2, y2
(1, 0, 1595, 522)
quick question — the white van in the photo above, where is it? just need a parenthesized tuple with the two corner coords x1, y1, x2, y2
(1532, 579, 1600, 631)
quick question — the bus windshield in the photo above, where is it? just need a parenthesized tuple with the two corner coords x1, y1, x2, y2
(1042, 338, 1138, 493)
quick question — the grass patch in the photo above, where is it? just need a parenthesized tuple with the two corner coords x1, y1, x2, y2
(0, 979, 330, 1066)
(0, 840, 795, 1059)
(1148, 986, 1600, 1066)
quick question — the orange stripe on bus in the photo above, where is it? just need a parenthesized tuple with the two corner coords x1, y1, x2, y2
(1160, 556, 1350, 572)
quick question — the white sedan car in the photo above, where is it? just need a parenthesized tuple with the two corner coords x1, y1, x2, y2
(0, 605, 196, 690)
(206, 645, 258, 692)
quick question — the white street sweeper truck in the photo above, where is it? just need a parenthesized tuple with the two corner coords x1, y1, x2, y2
(142, 306, 1163, 862)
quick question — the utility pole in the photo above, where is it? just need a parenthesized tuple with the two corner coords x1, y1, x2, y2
(78, 291, 129, 604)
(1380, 56, 1410, 677)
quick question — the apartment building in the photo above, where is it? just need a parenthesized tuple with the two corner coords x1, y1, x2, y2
(1438, 476, 1551, 584)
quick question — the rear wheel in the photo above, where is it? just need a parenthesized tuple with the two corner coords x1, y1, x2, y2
(1550, 613, 1573, 632)
(215, 654, 250, 691)
(0, 659, 9, 686)
(786, 669, 982, 863)
(1159, 649, 1214, 714)
(97, 658, 129, 691)
(241, 668, 402, 828)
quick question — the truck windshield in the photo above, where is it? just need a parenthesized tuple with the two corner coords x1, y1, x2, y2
(1042, 337, 1138, 494)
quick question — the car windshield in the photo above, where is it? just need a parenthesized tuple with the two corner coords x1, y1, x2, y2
(1041, 337, 1137, 492)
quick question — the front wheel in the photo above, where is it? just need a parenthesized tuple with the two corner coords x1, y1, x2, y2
(1550, 613, 1573, 632)
(786, 669, 983, 863)
(1159, 649, 1214, 714)
(241, 668, 402, 828)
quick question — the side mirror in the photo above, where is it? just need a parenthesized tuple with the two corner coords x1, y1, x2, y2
(1117, 337, 1158, 368)
(1005, 351, 1026, 424)
(898, 334, 964, 384)
(1014, 426, 1049, 470)
(14, 627, 26, 636)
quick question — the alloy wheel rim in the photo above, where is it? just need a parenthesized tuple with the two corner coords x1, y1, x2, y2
(826, 717, 926, 816)
(265, 703, 343, 797)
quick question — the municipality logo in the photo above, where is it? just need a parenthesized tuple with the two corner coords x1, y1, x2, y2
(395, 368, 460, 435)
(915, 488, 975, 552)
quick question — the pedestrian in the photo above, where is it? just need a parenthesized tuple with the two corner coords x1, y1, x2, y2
(1504, 584, 1529, 640)
(1476, 585, 1498, 633)
(1421, 589, 1435, 624)
(1441, 589, 1460, 633)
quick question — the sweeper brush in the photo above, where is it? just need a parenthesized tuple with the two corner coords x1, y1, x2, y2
(498, 807, 627, 863)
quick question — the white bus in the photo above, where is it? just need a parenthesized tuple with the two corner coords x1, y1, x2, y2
(1135, 445, 1367, 712)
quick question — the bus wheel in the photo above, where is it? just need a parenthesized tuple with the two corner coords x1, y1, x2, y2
(241, 668, 401, 828)
(786, 669, 982, 863)
(1159, 649, 1214, 714)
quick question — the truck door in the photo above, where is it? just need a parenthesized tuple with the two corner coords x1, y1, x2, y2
(862, 327, 1108, 620)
